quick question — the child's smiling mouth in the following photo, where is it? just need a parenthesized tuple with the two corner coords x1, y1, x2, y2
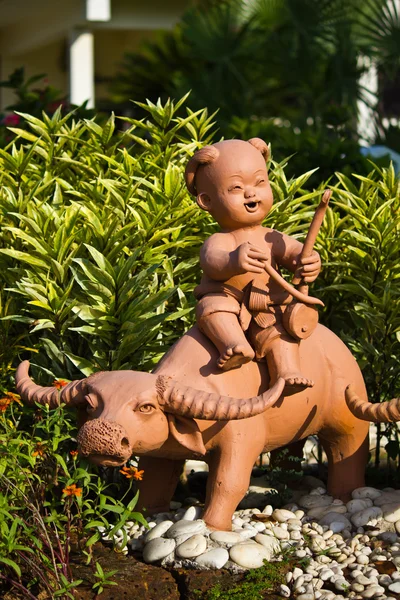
(244, 200, 259, 213)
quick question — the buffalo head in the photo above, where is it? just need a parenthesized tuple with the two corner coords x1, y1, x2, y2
(16, 361, 284, 465)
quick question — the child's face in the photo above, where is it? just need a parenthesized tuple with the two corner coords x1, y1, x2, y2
(196, 141, 273, 230)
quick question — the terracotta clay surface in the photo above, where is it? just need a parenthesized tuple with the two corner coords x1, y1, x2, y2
(16, 323, 369, 532)
(346, 385, 400, 422)
(185, 139, 323, 391)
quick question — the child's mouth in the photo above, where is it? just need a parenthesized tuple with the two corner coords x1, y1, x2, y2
(244, 201, 259, 213)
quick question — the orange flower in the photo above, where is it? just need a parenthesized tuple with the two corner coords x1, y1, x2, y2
(0, 391, 21, 412)
(32, 442, 45, 457)
(120, 466, 144, 481)
(62, 484, 82, 498)
(70, 450, 79, 459)
(53, 379, 68, 390)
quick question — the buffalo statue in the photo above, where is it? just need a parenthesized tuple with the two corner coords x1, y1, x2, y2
(346, 386, 400, 423)
(16, 324, 369, 531)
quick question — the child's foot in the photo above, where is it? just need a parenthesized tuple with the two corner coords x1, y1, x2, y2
(217, 345, 255, 371)
(284, 374, 314, 391)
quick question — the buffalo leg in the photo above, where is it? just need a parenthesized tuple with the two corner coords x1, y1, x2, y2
(202, 445, 261, 531)
(319, 429, 369, 501)
(136, 456, 185, 514)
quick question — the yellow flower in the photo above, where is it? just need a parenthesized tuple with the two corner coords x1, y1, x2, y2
(62, 484, 82, 498)
(120, 466, 144, 481)
(70, 450, 79, 459)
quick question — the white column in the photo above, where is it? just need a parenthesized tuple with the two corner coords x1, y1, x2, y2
(357, 56, 378, 145)
(69, 29, 95, 109)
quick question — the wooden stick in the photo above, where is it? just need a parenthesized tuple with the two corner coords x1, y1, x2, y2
(292, 189, 331, 294)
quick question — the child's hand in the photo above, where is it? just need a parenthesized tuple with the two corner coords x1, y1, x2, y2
(234, 242, 269, 274)
(299, 251, 321, 283)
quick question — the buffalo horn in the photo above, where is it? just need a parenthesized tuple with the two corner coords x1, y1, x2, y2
(15, 360, 87, 408)
(156, 376, 285, 420)
(345, 384, 400, 423)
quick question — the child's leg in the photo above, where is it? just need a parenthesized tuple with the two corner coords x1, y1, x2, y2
(266, 335, 314, 390)
(199, 311, 255, 371)
(249, 320, 313, 390)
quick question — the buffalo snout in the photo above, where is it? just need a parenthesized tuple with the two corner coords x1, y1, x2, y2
(77, 418, 132, 465)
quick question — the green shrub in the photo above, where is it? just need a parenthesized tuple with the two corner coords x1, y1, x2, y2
(0, 394, 146, 598)
(0, 95, 216, 382)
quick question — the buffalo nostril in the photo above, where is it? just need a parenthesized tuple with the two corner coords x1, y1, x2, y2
(121, 437, 130, 448)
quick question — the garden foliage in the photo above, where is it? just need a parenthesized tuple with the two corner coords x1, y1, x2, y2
(0, 96, 399, 595)
(110, 0, 400, 181)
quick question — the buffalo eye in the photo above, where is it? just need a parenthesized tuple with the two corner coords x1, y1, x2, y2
(138, 404, 154, 414)
(85, 394, 98, 412)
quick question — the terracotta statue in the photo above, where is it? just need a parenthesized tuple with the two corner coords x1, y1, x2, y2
(16, 322, 369, 531)
(346, 387, 400, 422)
(15, 138, 371, 531)
(185, 138, 323, 391)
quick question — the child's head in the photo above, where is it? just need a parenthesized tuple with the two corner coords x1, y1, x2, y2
(185, 138, 273, 230)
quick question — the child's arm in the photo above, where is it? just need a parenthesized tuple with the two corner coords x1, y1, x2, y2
(200, 233, 269, 281)
(268, 230, 321, 283)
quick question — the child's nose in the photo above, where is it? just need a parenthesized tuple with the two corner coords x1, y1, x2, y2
(244, 188, 256, 198)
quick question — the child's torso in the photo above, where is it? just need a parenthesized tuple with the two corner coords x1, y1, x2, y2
(196, 227, 291, 304)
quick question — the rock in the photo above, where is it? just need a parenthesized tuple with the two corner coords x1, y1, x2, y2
(346, 499, 373, 514)
(272, 508, 296, 522)
(302, 476, 326, 489)
(395, 520, 400, 535)
(196, 548, 229, 569)
(388, 581, 400, 593)
(360, 584, 385, 598)
(307, 504, 347, 519)
(176, 534, 207, 559)
(271, 526, 289, 540)
(166, 519, 207, 539)
(356, 554, 369, 565)
(351, 507, 383, 528)
(280, 583, 291, 597)
(381, 502, 400, 523)
(378, 531, 398, 543)
(255, 533, 281, 555)
(238, 528, 258, 540)
(298, 494, 333, 509)
(210, 531, 243, 546)
(374, 491, 400, 506)
(319, 513, 351, 530)
(354, 575, 372, 585)
(145, 520, 174, 542)
(262, 504, 273, 515)
(352, 487, 382, 501)
(143, 538, 176, 563)
(182, 506, 203, 521)
(229, 542, 271, 568)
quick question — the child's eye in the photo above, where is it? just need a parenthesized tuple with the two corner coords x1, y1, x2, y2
(256, 179, 265, 185)
(229, 185, 242, 191)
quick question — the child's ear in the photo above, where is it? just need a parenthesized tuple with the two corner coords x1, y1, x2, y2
(196, 193, 212, 212)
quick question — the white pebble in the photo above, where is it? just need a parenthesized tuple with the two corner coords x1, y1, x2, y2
(280, 583, 291, 597)
(145, 520, 174, 542)
(196, 548, 229, 569)
(176, 534, 207, 558)
(166, 519, 206, 539)
(229, 542, 271, 568)
(143, 538, 176, 563)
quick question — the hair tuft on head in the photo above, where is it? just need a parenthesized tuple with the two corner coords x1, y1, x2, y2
(247, 137, 270, 161)
(184, 145, 219, 195)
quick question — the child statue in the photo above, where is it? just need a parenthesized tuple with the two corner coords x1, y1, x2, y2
(184, 138, 321, 390)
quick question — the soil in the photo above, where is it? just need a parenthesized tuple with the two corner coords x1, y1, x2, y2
(68, 543, 253, 600)
(65, 540, 290, 600)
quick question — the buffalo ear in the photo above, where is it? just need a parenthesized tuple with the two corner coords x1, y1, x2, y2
(166, 414, 206, 457)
